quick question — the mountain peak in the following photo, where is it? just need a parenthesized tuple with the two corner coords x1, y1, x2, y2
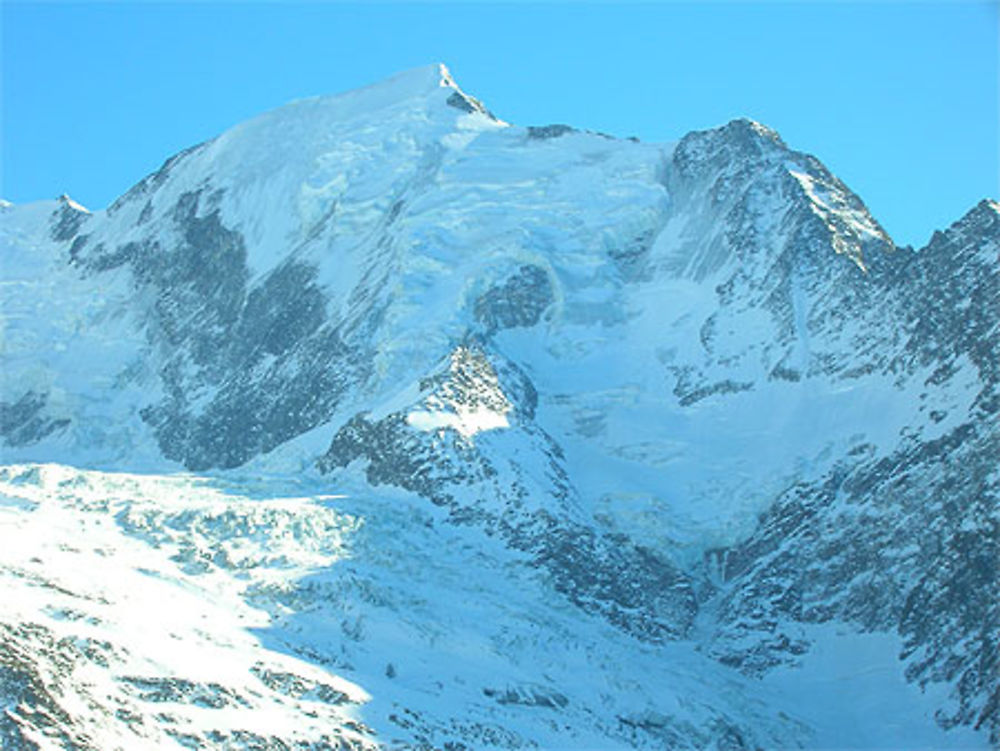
(363, 63, 498, 120)
(927, 196, 1000, 260)
(57, 193, 90, 214)
(436, 62, 459, 89)
(724, 117, 785, 146)
(940, 197, 1000, 238)
(219, 62, 498, 146)
(355, 62, 458, 99)
(974, 197, 1000, 220)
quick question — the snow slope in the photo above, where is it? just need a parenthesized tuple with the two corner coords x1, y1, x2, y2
(0, 463, 985, 750)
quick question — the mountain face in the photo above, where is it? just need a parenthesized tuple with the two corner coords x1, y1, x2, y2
(1, 64, 997, 750)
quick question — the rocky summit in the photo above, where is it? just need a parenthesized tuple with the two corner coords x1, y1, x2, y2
(1, 64, 997, 750)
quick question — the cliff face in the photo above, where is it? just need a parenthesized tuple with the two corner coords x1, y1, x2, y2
(1, 64, 996, 749)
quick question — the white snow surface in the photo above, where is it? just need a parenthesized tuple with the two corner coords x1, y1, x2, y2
(0, 463, 982, 750)
(0, 201, 166, 470)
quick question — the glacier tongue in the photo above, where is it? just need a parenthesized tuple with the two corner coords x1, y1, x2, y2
(1, 65, 998, 749)
(0, 465, 374, 750)
(1, 463, 984, 751)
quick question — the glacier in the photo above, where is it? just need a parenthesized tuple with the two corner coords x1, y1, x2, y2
(1, 63, 997, 749)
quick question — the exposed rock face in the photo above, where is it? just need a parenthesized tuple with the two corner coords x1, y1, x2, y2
(474, 265, 554, 333)
(71, 184, 367, 471)
(0, 64, 996, 749)
(0, 392, 70, 447)
(705, 201, 1000, 742)
(320, 343, 697, 641)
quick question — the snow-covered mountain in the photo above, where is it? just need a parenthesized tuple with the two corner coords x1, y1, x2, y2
(1, 63, 997, 749)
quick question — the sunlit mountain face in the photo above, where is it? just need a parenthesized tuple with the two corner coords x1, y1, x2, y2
(1, 64, 997, 750)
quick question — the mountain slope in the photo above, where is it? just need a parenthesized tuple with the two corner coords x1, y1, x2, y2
(1, 64, 997, 749)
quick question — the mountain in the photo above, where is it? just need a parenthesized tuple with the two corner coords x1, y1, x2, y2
(1, 63, 997, 750)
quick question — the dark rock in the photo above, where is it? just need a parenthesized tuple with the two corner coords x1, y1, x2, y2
(474, 265, 553, 333)
(482, 684, 568, 709)
(446, 91, 497, 120)
(49, 196, 89, 242)
(526, 124, 576, 140)
(0, 392, 70, 446)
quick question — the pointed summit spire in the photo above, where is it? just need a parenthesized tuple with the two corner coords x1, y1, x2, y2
(57, 193, 90, 214)
(437, 62, 459, 89)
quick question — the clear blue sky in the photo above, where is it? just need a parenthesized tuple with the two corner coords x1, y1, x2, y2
(2, 2, 997, 248)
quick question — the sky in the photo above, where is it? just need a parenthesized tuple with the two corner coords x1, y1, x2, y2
(1, 2, 997, 248)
